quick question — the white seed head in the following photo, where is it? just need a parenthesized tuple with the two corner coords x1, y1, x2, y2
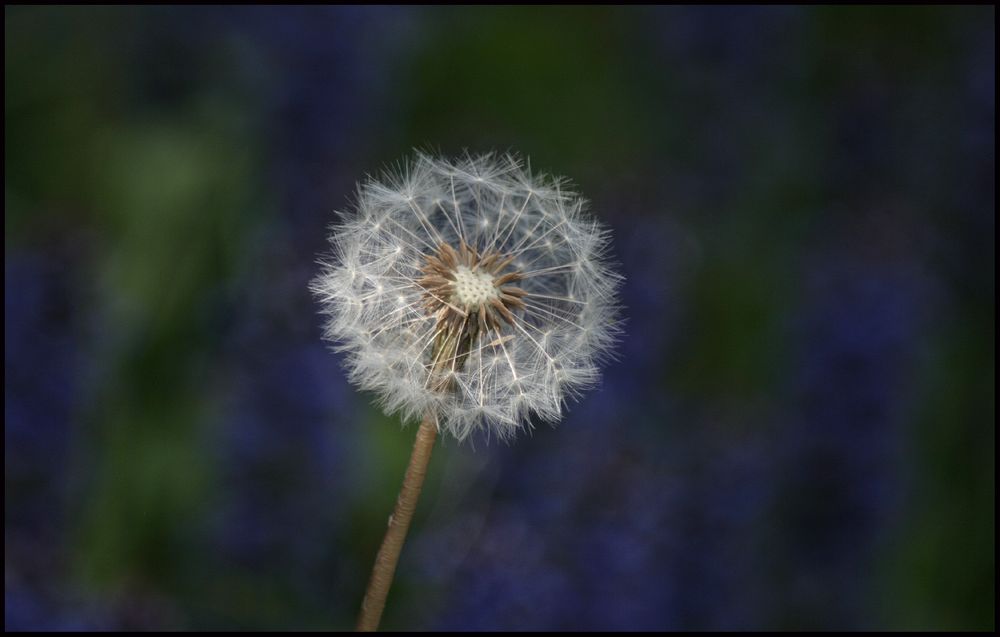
(311, 151, 623, 442)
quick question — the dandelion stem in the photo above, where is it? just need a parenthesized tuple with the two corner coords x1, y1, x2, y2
(356, 413, 438, 631)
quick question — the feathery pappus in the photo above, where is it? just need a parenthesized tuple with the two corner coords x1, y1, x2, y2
(311, 152, 622, 441)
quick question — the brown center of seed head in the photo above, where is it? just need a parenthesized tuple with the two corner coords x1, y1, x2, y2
(417, 240, 528, 370)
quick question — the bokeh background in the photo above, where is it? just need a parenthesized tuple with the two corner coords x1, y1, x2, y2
(4, 5, 994, 631)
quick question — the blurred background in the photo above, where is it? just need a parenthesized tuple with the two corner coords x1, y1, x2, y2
(4, 5, 994, 631)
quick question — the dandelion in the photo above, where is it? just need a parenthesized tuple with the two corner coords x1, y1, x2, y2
(311, 151, 622, 630)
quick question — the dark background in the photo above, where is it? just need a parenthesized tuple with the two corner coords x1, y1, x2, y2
(4, 6, 994, 631)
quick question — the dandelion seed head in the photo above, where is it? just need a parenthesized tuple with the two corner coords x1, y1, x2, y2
(311, 151, 623, 442)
